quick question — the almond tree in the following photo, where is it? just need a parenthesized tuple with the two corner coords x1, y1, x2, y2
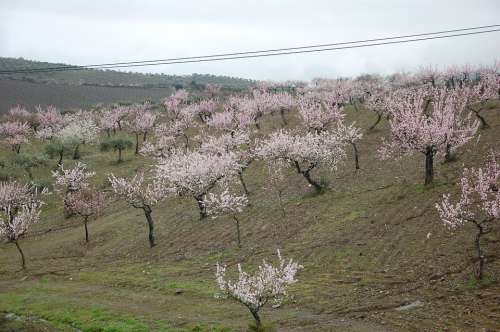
(128, 108, 157, 154)
(156, 149, 241, 219)
(337, 121, 363, 170)
(436, 151, 500, 279)
(52, 162, 95, 217)
(163, 89, 189, 120)
(0, 121, 32, 153)
(65, 187, 107, 243)
(56, 116, 99, 159)
(379, 87, 479, 185)
(5, 106, 39, 131)
(203, 189, 248, 247)
(200, 131, 253, 195)
(35, 105, 65, 140)
(109, 172, 168, 247)
(297, 97, 344, 133)
(215, 250, 303, 329)
(257, 130, 346, 192)
(0, 182, 45, 269)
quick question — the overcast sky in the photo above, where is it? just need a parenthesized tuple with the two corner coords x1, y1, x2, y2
(1, 0, 499, 81)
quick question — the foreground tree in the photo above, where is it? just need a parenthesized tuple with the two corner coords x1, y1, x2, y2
(203, 189, 248, 247)
(0, 182, 45, 269)
(65, 187, 107, 243)
(109, 172, 167, 247)
(256, 130, 346, 192)
(436, 151, 500, 279)
(379, 88, 479, 185)
(215, 250, 303, 330)
(156, 149, 241, 219)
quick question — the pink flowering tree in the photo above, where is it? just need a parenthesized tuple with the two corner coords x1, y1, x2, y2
(56, 116, 99, 159)
(257, 130, 346, 192)
(156, 149, 241, 219)
(203, 189, 248, 247)
(52, 162, 95, 217)
(109, 172, 168, 247)
(127, 108, 157, 154)
(215, 250, 303, 329)
(297, 96, 344, 133)
(379, 87, 479, 185)
(162, 89, 189, 120)
(337, 121, 363, 170)
(65, 187, 107, 243)
(139, 124, 176, 158)
(35, 105, 65, 140)
(0, 121, 32, 153)
(436, 152, 500, 279)
(4, 106, 39, 131)
(97, 109, 120, 137)
(200, 130, 253, 195)
(364, 84, 392, 130)
(0, 182, 45, 269)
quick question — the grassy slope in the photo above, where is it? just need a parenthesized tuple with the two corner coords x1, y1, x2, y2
(0, 103, 499, 332)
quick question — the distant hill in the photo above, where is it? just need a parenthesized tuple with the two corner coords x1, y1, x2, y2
(0, 57, 255, 111)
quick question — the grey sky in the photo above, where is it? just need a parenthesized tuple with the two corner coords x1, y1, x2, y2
(1, 0, 499, 80)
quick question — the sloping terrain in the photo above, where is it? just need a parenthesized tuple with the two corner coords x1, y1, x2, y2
(0, 103, 499, 331)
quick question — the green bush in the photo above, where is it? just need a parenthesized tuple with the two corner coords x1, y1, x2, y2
(100, 138, 134, 163)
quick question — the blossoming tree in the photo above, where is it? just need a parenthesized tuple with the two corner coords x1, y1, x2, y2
(156, 149, 241, 219)
(436, 151, 500, 279)
(0, 182, 45, 269)
(203, 189, 248, 247)
(65, 187, 107, 243)
(109, 172, 168, 247)
(379, 87, 479, 185)
(257, 130, 346, 192)
(215, 250, 303, 329)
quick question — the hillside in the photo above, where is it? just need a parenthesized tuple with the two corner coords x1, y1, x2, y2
(0, 57, 255, 110)
(0, 99, 499, 331)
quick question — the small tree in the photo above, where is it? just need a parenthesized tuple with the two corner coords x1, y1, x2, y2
(215, 250, 303, 330)
(56, 117, 99, 160)
(100, 138, 133, 163)
(52, 162, 95, 218)
(204, 189, 248, 247)
(0, 121, 32, 153)
(0, 182, 45, 269)
(65, 187, 107, 243)
(109, 172, 168, 247)
(256, 130, 346, 192)
(436, 151, 500, 279)
(45, 140, 71, 166)
(156, 149, 241, 219)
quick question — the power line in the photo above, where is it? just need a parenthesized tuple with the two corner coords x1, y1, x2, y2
(1, 25, 499, 75)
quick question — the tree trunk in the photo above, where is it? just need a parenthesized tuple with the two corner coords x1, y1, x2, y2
(143, 131, 147, 142)
(143, 207, 156, 248)
(474, 222, 486, 280)
(279, 108, 287, 126)
(14, 240, 26, 269)
(183, 134, 189, 151)
(277, 190, 286, 217)
(249, 309, 262, 329)
(294, 161, 322, 191)
(16, 145, 21, 154)
(238, 170, 249, 195)
(106, 129, 111, 137)
(233, 215, 242, 248)
(135, 133, 140, 155)
(57, 151, 64, 166)
(194, 195, 207, 219)
(73, 144, 80, 160)
(84, 217, 89, 243)
(118, 148, 123, 163)
(369, 113, 382, 130)
(444, 143, 454, 163)
(474, 110, 489, 129)
(351, 142, 360, 170)
(424, 147, 434, 185)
